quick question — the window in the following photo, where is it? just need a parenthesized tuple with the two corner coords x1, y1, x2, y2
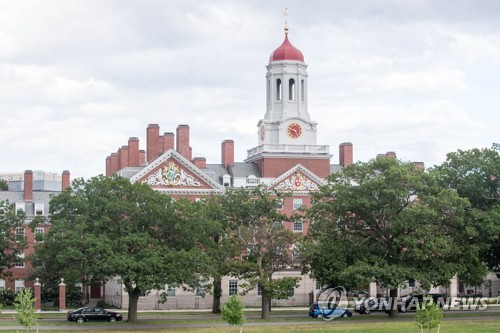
(15, 203, 25, 214)
(139, 291, 148, 297)
(274, 220, 283, 228)
(289, 78, 295, 100)
(315, 281, 322, 291)
(301, 79, 305, 101)
(34, 203, 44, 216)
(196, 287, 206, 297)
(15, 279, 24, 292)
(267, 80, 270, 103)
(289, 286, 295, 296)
(275, 199, 283, 210)
(292, 199, 303, 210)
(35, 227, 44, 243)
(257, 283, 262, 296)
(276, 79, 282, 101)
(0, 279, 5, 290)
(15, 227, 25, 242)
(165, 285, 176, 297)
(293, 222, 303, 232)
(229, 280, 238, 296)
(15, 252, 25, 268)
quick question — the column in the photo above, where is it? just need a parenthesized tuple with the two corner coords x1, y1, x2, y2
(34, 278, 41, 311)
(59, 278, 66, 311)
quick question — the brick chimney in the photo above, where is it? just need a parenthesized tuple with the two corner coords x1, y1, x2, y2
(413, 162, 425, 170)
(105, 156, 111, 176)
(118, 145, 129, 170)
(386, 151, 397, 159)
(24, 170, 33, 202)
(139, 150, 146, 165)
(339, 142, 353, 167)
(221, 140, 235, 168)
(62, 170, 70, 190)
(128, 137, 140, 167)
(163, 132, 174, 152)
(110, 153, 119, 174)
(176, 125, 191, 160)
(193, 157, 207, 169)
(147, 124, 160, 162)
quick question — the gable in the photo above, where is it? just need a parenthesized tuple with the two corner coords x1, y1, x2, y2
(130, 150, 224, 194)
(268, 164, 325, 192)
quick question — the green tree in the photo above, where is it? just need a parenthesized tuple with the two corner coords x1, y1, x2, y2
(0, 200, 26, 277)
(0, 179, 8, 191)
(34, 176, 209, 322)
(201, 195, 241, 313)
(432, 147, 500, 275)
(14, 288, 38, 332)
(221, 295, 245, 332)
(304, 157, 486, 317)
(415, 296, 443, 333)
(221, 186, 300, 319)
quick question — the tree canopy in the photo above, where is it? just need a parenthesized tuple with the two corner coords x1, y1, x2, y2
(303, 157, 486, 316)
(0, 200, 26, 277)
(221, 186, 300, 319)
(34, 176, 209, 322)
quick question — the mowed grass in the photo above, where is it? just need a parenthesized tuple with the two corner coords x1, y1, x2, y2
(0, 310, 498, 332)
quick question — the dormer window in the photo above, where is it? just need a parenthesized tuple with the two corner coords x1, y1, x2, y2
(222, 174, 231, 187)
(246, 175, 260, 187)
(34, 203, 44, 216)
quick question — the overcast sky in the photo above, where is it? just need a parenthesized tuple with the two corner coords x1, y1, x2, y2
(1, 0, 499, 180)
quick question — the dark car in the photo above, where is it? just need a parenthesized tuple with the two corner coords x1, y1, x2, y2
(398, 293, 446, 312)
(308, 302, 352, 319)
(354, 297, 392, 314)
(67, 307, 123, 323)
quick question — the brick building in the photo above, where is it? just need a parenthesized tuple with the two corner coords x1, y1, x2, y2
(101, 27, 354, 309)
(0, 170, 70, 292)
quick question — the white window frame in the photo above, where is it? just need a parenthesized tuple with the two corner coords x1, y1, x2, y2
(292, 199, 303, 210)
(15, 227, 25, 242)
(15, 252, 25, 268)
(35, 227, 44, 243)
(34, 203, 44, 216)
(293, 221, 303, 232)
(228, 280, 238, 296)
(165, 285, 176, 297)
(15, 202, 25, 214)
(15, 279, 25, 292)
(0, 278, 5, 290)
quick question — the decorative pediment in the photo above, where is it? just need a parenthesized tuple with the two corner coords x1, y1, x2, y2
(130, 150, 224, 194)
(269, 164, 325, 192)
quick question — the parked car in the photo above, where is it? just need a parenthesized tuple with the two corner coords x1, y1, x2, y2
(308, 302, 352, 319)
(354, 297, 391, 314)
(67, 307, 123, 323)
(398, 293, 446, 312)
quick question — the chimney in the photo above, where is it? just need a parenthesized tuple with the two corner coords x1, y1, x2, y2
(105, 156, 111, 176)
(339, 142, 353, 167)
(413, 162, 425, 170)
(176, 125, 190, 160)
(221, 140, 235, 168)
(62, 170, 70, 191)
(163, 132, 175, 152)
(386, 151, 397, 159)
(128, 137, 140, 167)
(193, 157, 207, 169)
(139, 150, 146, 165)
(110, 153, 119, 174)
(118, 146, 129, 170)
(24, 170, 33, 202)
(147, 124, 160, 162)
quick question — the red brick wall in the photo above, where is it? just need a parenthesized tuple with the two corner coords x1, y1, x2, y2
(118, 145, 129, 170)
(105, 156, 111, 176)
(128, 137, 140, 167)
(176, 125, 190, 160)
(147, 124, 160, 162)
(257, 157, 331, 178)
(193, 157, 207, 169)
(221, 140, 235, 168)
(62, 170, 70, 190)
(24, 170, 33, 202)
(110, 153, 118, 174)
(163, 132, 175, 152)
(339, 142, 353, 166)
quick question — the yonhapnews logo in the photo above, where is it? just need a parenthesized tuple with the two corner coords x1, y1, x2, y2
(316, 286, 349, 321)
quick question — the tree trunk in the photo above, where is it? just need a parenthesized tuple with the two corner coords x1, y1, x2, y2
(212, 277, 222, 314)
(261, 287, 270, 319)
(127, 289, 140, 322)
(388, 288, 399, 318)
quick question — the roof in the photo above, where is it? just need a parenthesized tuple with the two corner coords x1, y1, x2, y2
(269, 34, 304, 62)
(228, 162, 261, 178)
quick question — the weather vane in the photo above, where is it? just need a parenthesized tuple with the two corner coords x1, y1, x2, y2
(284, 7, 288, 35)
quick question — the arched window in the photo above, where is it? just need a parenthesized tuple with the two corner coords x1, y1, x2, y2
(301, 79, 305, 102)
(276, 79, 282, 101)
(289, 78, 295, 100)
(267, 80, 270, 103)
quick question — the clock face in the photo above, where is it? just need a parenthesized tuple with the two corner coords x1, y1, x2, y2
(287, 123, 302, 139)
(259, 125, 265, 141)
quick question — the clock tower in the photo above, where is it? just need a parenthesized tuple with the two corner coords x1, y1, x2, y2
(246, 25, 332, 178)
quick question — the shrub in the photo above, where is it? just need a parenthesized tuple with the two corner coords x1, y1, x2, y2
(0, 288, 17, 306)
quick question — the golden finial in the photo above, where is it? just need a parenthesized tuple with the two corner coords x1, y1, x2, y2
(284, 8, 288, 35)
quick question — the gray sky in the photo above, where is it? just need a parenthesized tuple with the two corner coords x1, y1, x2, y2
(1, 0, 499, 179)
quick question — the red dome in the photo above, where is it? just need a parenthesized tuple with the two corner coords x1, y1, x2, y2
(269, 34, 304, 62)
